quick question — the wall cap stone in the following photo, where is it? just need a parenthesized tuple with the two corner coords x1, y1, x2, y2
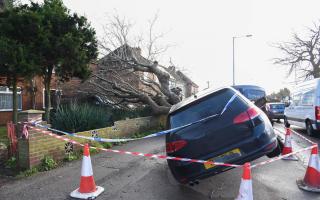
(19, 110, 45, 114)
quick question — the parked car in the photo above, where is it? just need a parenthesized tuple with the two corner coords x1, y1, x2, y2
(266, 102, 285, 121)
(166, 87, 281, 184)
(284, 78, 320, 136)
(232, 85, 267, 112)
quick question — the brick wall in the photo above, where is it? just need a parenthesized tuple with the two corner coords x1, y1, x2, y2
(18, 127, 66, 169)
(77, 115, 167, 139)
(17, 113, 167, 169)
(18, 128, 83, 169)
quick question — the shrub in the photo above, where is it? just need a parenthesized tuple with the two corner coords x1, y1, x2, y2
(20, 167, 38, 177)
(101, 142, 112, 149)
(52, 101, 112, 132)
(64, 152, 81, 162)
(39, 156, 57, 171)
(5, 156, 17, 169)
(133, 128, 162, 138)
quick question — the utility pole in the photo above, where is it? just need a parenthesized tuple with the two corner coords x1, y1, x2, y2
(232, 34, 252, 85)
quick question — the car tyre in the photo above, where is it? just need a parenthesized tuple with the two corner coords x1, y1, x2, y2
(266, 140, 282, 158)
(166, 167, 184, 186)
(284, 116, 290, 128)
(306, 120, 315, 136)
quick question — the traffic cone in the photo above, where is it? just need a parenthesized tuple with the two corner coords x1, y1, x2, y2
(281, 128, 298, 161)
(235, 163, 253, 200)
(70, 144, 104, 199)
(297, 145, 320, 192)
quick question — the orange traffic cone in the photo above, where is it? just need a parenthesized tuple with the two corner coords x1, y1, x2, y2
(281, 128, 298, 161)
(235, 163, 253, 200)
(297, 145, 320, 192)
(70, 144, 104, 199)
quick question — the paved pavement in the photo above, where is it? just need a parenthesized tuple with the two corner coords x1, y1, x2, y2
(0, 127, 320, 200)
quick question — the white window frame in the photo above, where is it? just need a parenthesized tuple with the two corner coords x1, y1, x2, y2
(0, 86, 22, 111)
(42, 88, 62, 109)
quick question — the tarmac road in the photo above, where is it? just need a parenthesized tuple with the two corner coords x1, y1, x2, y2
(0, 129, 319, 200)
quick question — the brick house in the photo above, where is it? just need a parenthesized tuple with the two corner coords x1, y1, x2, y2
(0, 76, 58, 125)
(0, 63, 97, 125)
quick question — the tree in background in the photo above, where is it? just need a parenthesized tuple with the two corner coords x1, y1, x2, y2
(91, 14, 180, 115)
(267, 88, 290, 102)
(274, 22, 320, 81)
(30, 0, 98, 122)
(0, 5, 40, 123)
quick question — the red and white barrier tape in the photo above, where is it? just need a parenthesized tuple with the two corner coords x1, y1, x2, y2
(29, 125, 318, 170)
(251, 126, 317, 168)
(251, 144, 317, 168)
(29, 126, 241, 168)
(274, 127, 317, 145)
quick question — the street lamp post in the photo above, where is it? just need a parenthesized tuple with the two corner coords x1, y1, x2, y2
(232, 34, 252, 86)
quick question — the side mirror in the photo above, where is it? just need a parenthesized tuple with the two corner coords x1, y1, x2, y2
(285, 102, 291, 107)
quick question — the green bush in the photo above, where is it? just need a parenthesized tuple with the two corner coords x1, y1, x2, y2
(39, 156, 57, 171)
(133, 128, 162, 138)
(64, 152, 81, 162)
(20, 167, 38, 177)
(101, 142, 112, 149)
(52, 102, 112, 132)
(5, 157, 17, 169)
(0, 126, 8, 145)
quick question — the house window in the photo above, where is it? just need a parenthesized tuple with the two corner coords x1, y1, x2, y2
(43, 89, 61, 108)
(0, 86, 22, 111)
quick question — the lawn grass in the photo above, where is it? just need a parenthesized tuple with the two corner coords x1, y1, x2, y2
(0, 126, 8, 145)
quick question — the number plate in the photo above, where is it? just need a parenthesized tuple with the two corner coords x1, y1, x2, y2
(204, 148, 241, 170)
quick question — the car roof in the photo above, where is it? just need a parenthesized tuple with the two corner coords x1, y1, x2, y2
(169, 86, 235, 114)
(232, 85, 265, 91)
(266, 102, 285, 105)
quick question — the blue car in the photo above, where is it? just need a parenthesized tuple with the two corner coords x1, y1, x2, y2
(166, 87, 280, 184)
(266, 102, 285, 121)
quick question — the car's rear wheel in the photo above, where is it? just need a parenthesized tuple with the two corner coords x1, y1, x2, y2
(306, 120, 315, 136)
(166, 167, 184, 186)
(284, 116, 290, 128)
(266, 140, 282, 158)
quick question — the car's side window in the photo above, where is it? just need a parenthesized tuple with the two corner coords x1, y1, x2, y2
(292, 93, 302, 106)
(301, 89, 315, 106)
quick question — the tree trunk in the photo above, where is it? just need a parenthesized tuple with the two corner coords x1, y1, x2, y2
(12, 77, 18, 124)
(44, 76, 52, 123)
(30, 78, 36, 109)
(140, 95, 171, 115)
(314, 67, 320, 78)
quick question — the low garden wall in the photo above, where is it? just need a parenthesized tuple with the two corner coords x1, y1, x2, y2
(76, 115, 167, 139)
(17, 110, 167, 169)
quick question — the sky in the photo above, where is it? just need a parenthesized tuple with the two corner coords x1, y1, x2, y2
(22, 0, 320, 94)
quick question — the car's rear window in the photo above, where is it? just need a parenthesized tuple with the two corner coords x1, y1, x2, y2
(170, 88, 235, 128)
(243, 89, 265, 101)
(270, 104, 285, 109)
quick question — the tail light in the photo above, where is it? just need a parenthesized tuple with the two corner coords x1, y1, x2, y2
(315, 106, 320, 121)
(233, 107, 259, 124)
(166, 140, 187, 153)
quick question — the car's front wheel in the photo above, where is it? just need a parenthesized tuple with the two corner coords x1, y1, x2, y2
(284, 116, 290, 128)
(306, 120, 315, 136)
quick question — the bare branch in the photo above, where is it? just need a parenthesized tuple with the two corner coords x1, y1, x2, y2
(274, 22, 320, 79)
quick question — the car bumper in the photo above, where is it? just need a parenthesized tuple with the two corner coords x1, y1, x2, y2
(167, 136, 277, 184)
(268, 112, 284, 119)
